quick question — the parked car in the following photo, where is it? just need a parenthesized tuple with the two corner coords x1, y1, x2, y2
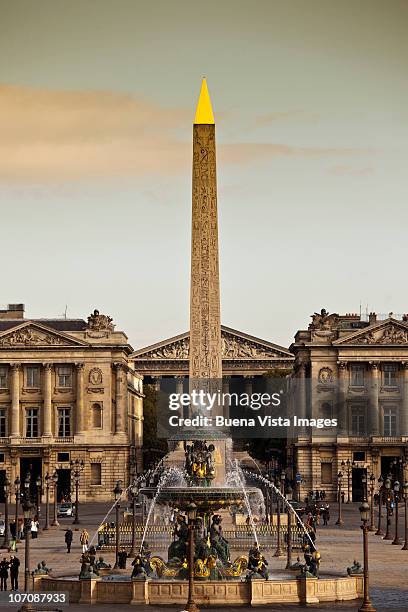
(57, 502, 74, 518)
(288, 501, 306, 516)
(0, 519, 5, 536)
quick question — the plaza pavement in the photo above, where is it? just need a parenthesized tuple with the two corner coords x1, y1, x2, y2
(1, 502, 407, 610)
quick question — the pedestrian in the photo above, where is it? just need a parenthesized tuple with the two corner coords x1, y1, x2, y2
(118, 548, 128, 569)
(80, 529, 89, 553)
(17, 518, 24, 540)
(65, 528, 73, 554)
(0, 557, 9, 591)
(31, 518, 39, 539)
(9, 556, 20, 591)
(322, 507, 330, 526)
(341, 491, 345, 504)
(9, 521, 16, 540)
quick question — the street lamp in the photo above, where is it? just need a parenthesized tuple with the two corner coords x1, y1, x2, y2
(129, 481, 138, 557)
(113, 480, 123, 569)
(43, 473, 50, 530)
(22, 478, 33, 592)
(369, 474, 376, 531)
(185, 501, 199, 612)
(361, 473, 367, 502)
(51, 471, 59, 527)
(392, 481, 402, 545)
(70, 459, 85, 525)
(14, 477, 20, 541)
(2, 477, 10, 549)
(35, 475, 42, 520)
(383, 478, 393, 541)
(274, 475, 283, 556)
(285, 485, 293, 570)
(335, 471, 344, 526)
(375, 476, 384, 536)
(358, 501, 376, 612)
(402, 482, 408, 551)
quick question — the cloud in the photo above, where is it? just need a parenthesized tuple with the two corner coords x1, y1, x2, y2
(0, 85, 363, 183)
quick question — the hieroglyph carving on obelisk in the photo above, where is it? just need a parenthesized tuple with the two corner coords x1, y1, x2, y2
(189, 79, 223, 383)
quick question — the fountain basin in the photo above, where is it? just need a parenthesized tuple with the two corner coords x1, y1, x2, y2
(140, 486, 260, 511)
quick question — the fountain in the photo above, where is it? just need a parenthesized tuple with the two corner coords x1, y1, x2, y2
(138, 438, 262, 580)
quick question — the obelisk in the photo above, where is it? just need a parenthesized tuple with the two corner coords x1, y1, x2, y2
(189, 79, 223, 384)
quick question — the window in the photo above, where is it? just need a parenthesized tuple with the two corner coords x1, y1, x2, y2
(57, 366, 72, 388)
(351, 406, 365, 436)
(0, 367, 7, 388)
(91, 463, 102, 485)
(25, 408, 39, 438)
(58, 408, 71, 437)
(321, 402, 332, 419)
(321, 463, 332, 484)
(57, 452, 70, 462)
(92, 403, 102, 428)
(383, 364, 397, 387)
(353, 451, 365, 462)
(0, 409, 6, 437)
(350, 365, 364, 387)
(0, 453, 4, 463)
(383, 407, 397, 436)
(26, 366, 40, 388)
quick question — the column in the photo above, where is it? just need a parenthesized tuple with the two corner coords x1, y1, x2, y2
(298, 363, 307, 419)
(10, 364, 21, 438)
(401, 362, 408, 437)
(337, 362, 348, 436)
(369, 362, 380, 436)
(114, 363, 126, 434)
(75, 363, 85, 435)
(244, 375, 253, 396)
(43, 363, 53, 437)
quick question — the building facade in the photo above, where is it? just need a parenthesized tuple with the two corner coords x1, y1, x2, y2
(0, 304, 143, 502)
(289, 309, 408, 501)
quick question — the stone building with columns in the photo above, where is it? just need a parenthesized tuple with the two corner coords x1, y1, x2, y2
(0, 304, 143, 502)
(289, 309, 408, 502)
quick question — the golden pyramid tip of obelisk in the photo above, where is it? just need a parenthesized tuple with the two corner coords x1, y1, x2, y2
(194, 78, 215, 124)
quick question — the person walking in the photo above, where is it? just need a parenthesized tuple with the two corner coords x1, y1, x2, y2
(65, 528, 73, 554)
(10, 556, 20, 591)
(80, 529, 89, 553)
(31, 518, 39, 539)
(118, 548, 128, 569)
(0, 557, 10, 591)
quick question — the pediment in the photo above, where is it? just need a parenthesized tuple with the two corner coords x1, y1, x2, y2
(133, 326, 293, 361)
(334, 319, 408, 346)
(0, 321, 89, 348)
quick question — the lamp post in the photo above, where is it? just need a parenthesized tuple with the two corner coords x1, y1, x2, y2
(186, 501, 199, 612)
(341, 459, 354, 503)
(43, 473, 50, 530)
(2, 477, 10, 549)
(375, 476, 384, 536)
(402, 482, 408, 551)
(369, 474, 376, 531)
(22, 477, 33, 592)
(335, 471, 344, 526)
(113, 480, 123, 569)
(14, 477, 20, 541)
(35, 475, 42, 520)
(358, 501, 376, 612)
(285, 485, 293, 570)
(70, 459, 85, 525)
(361, 473, 367, 502)
(274, 476, 283, 556)
(129, 481, 138, 557)
(383, 478, 393, 541)
(51, 471, 59, 527)
(392, 481, 402, 545)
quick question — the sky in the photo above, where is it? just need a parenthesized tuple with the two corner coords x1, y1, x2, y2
(1, 0, 408, 349)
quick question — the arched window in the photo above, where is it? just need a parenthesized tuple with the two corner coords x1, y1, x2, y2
(92, 403, 102, 428)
